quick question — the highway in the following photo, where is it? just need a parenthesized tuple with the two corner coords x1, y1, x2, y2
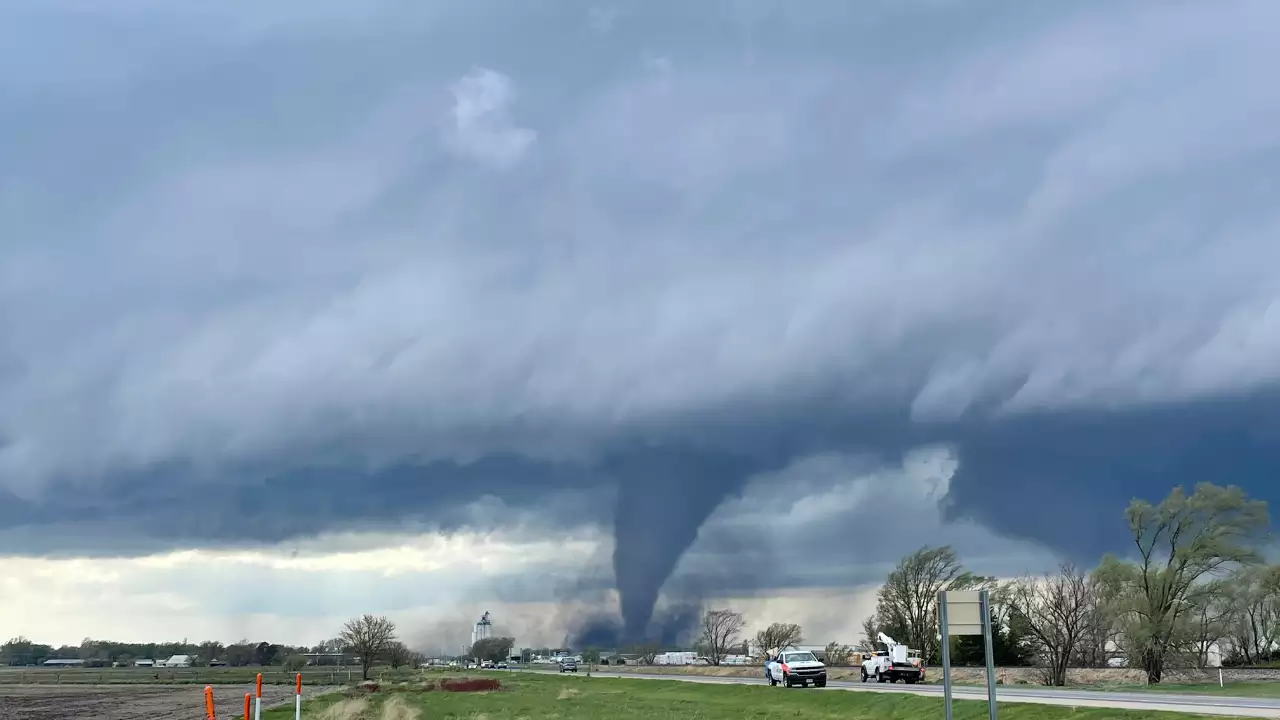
(583, 670, 1280, 718)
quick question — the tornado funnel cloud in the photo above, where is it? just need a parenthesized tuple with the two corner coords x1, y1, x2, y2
(606, 446, 752, 643)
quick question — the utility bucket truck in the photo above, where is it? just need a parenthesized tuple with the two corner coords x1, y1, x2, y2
(861, 633, 924, 684)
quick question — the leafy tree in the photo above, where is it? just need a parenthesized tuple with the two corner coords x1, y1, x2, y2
(699, 609, 745, 666)
(470, 637, 515, 664)
(1181, 579, 1234, 668)
(1099, 483, 1269, 683)
(951, 620, 1030, 667)
(198, 641, 225, 665)
(313, 638, 345, 654)
(224, 641, 257, 667)
(340, 614, 398, 680)
(823, 642, 853, 666)
(1223, 564, 1280, 665)
(254, 642, 284, 666)
(79, 637, 100, 661)
(754, 623, 803, 656)
(1, 637, 41, 667)
(581, 648, 601, 664)
(874, 545, 986, 664)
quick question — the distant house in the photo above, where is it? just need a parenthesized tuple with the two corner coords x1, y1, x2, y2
(160, 655, 192, 667)
(134, 659, 155, 668)
(42, 659, 85, 667)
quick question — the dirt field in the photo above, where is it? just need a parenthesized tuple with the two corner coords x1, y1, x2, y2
(0, 683, 340, 720)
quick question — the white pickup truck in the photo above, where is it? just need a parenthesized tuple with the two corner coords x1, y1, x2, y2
(765, 650, 827, 688)
(861, 633, 924, 684)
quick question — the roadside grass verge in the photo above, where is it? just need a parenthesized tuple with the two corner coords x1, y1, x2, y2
(1092, 682, 1280, 699)
(262, 672, 1226, 720)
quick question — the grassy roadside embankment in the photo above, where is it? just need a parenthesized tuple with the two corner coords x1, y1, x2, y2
(259, 671, 1232, 720)
(583, 663, 1280, 698)
(1109, 684, 1280, 699)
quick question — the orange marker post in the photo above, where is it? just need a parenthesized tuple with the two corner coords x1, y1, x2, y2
(204, 685, 217, 720)
(294, 673, 303, 720)
(243, 693, 251, 720)
(254, 673, 263, 720)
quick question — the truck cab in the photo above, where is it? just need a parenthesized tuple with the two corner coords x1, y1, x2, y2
(765, 650, 827, 688)
(861, 633, 924, 684)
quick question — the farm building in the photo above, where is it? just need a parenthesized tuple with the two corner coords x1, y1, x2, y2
(159, 655, 192, 667)
(42, 658, 85, 667)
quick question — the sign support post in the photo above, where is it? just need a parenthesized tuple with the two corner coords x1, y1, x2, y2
(981, 589, 998, 720)
(940, 589, 997, 720)
(939, 591, 954, 720)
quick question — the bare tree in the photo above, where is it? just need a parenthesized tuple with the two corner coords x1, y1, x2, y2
(754, 623, 803, 657)
(1007, 562, 1095, 686)
(1098, 483, 1268, 683)
(1073, 570, 1120, 668)
(340, 614, 397, 680)
(384, 641, 413, 669)
(699, 609, 746, 666)
(874, 546, 986, 664)
(628, 642, 660, 665)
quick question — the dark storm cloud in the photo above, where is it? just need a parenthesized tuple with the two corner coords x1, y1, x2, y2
(3, 0, 1280, 638)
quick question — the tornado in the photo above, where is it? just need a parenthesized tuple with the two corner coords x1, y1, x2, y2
(604, 445, 753, 643)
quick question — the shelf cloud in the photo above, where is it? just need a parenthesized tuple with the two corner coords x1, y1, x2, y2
(2, 0, 1279, 641)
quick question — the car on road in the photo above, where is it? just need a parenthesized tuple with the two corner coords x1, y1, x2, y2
(559, 659, 578, 673)
(496, 661, 508, 669)
(765, 650, 827, 688)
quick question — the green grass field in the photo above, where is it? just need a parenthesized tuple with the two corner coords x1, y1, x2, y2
(259, 672, 1228, 720)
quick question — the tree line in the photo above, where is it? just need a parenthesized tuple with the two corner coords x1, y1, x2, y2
(0, 636, 316, 669)
(861, 482, 1276, 685)
(1, 613, 421, 681)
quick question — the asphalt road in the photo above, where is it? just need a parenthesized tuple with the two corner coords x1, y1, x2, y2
(584, 671, 1280, 718)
